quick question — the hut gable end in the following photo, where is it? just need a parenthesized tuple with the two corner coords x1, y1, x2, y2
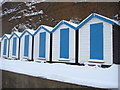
(34, 25, 53, 36)
(77, 13, 119, 29)
(20, 29, 35, 38)
(51, 20, 78, 33)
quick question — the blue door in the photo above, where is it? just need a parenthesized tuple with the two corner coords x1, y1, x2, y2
(60, 28, 69, 59)
(39, 32, 46, 58)
(90, 23, 103, 60)
(24, 35, 29, 57)
(12, 37, 17, 56)
(3, 39, 7, 55)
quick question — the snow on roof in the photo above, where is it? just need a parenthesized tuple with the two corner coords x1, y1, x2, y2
(14, 32, 22, 37)
(5, 34, 11, 38)
(77, 13, 120, 29)
(1, 34, 11, 40)
(25, 29, 35, 35)
(94, 13, 119, 25)
(0, 58, 118, 89)
(41, 25, 53, 32)
(63, 20, 78, 27)
(9, 32, 22, 39)
(20, 29, 35, 38)
(51, 20, 78, 33)
(34, 25, 53, 35)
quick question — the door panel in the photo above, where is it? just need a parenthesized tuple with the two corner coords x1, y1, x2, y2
(12, 37, 17, 56)
(3, 39, 7, 55)
(60, 28, 69, 59)
(39, 32, 46, 58)
(24, 35, 29, 57)
(90, 23, 103, 60)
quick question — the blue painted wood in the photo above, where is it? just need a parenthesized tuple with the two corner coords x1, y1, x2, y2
(51, 20, 77, 33)
(60, 28, 69, 59)
(94, 15, 115, 25)
(9, 33, 20, 39)
(90, 23, 103, 60)
(3, 39, 7, 55)
(1, 35, 9, 40)
(77, 13, 116, 30)
(20, 30, 33, 38)
(39, 32, 46, 58)
(24, 35, 29, 57)
(12, 37, 17, 56)
(34, 26, 51, 36)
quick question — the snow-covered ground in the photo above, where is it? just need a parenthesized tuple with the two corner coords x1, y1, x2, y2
(0, 57, 118, 89)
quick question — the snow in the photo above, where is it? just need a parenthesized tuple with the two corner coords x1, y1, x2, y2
(0, 57, 118, 89)
(58, 58, 70, 60)
(25, 29, 35, 34)
(9, 16, 22, 21)
(4, 34, 11, 38)
(88, 60, 104, 63)
(2, 8, 18, 16)
(10, 32, 22, 39)
(23, 10, 43, 17)
(9, 9, 43, 21)
(52, 20, 78, 32)
(63, 20, 78, 27)
(94, 13, 120, 25)
(41, 25, 53, 31)
(80, 13, 120, 26)
(24, 1, 45, 7)
(14, 32, 22, 37)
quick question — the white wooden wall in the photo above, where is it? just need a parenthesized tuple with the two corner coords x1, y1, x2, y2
(1, 37, 9, 58)
(9, 35, 20, 59)
(0, 41, 1, 57)
(52, 24, 76, 63)
(78, 18, 113, 65)
(33, 29, 50, 62)
(20, 32, 33, 60)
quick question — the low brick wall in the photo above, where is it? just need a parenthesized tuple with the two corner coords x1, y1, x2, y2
(1, 70, 105, 89)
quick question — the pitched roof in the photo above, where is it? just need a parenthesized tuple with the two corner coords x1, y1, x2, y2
(15, 32, 22, 37)
(63, 20, 78, 27)
(41, 25, 53, 32)
(34, 25, 53, 35)
(9, 32, 22, 39)
(20, 29, 35, 38)
(77, 13, 119, 29)
(51, 20, 78, 33)
(26, 29, 35, 34)
(1, 34, 11, 40)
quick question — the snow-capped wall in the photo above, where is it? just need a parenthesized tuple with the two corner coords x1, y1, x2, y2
(0, 58, 118, 89)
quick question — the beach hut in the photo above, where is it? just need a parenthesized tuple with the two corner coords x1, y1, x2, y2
(1, 34, 11, 58)
(20, 29, 35, 61)
(77, 13, 120, 65)
(51, 20, 78, 63)
(9, 32, 22, 59)
(33, 25, 53, 62)
(0, 38, 1, 56)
